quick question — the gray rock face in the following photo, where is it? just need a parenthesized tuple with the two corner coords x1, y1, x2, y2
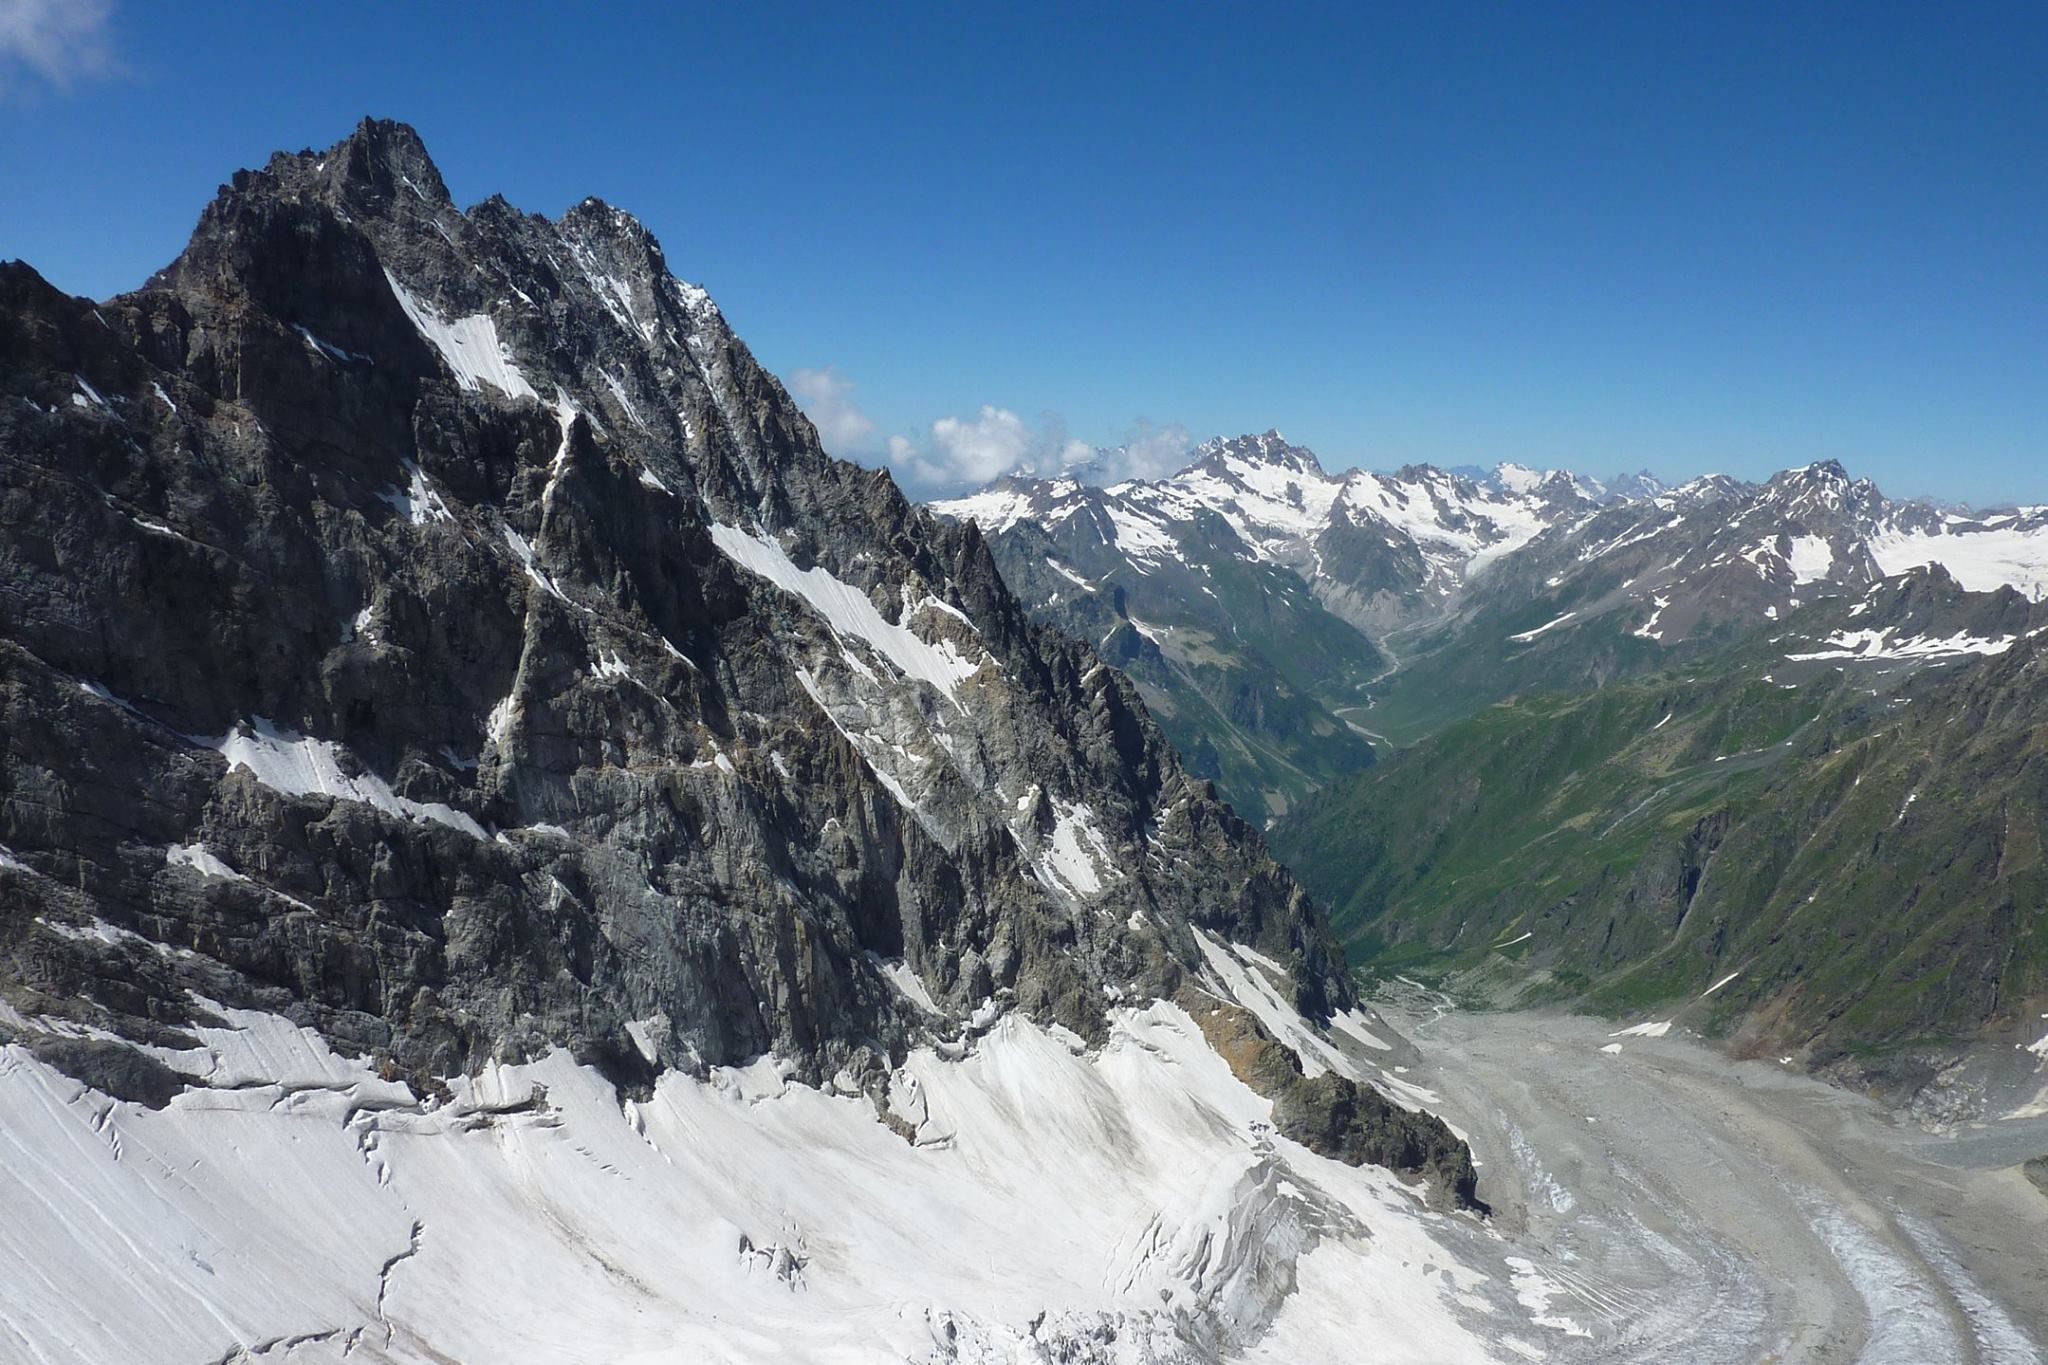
(0, 119, 1351, 1096)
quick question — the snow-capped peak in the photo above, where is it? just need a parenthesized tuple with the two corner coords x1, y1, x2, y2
(936, 435, 1608, 638)
(1188, 429, 1323, 478)
(1490, 462, 1549, 495)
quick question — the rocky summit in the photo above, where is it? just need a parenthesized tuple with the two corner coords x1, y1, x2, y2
(0, 118, 1363, 1082)
(0, 121, 1515, 1365)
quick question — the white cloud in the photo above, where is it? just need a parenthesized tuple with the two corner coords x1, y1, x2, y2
(929, 405, 1033, 484)
(785, 365, 876, 453)
(1095, 421, 1192, 484)
(0, 0, 115, 97)
(785, 371, 1192, 497)
(878, 408, 1194, 497)
(883, 405, 1095, 494)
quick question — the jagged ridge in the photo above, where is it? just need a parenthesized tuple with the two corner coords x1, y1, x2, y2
(0, 118, 1360, 1103)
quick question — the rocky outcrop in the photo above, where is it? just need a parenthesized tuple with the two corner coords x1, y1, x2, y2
(1184, 988, 1480, 1209)
(1272, 1073, 1480, 1211)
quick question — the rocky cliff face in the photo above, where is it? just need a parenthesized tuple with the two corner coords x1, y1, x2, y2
(0, 119, 1355, 1100)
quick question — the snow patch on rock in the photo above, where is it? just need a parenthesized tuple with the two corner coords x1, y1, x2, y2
(212, 718, 486, 839)
(712, 525, 982, 703)
(384, 269, 538, 401)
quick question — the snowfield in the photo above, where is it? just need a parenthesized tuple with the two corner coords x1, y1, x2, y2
(1871, 519, 2048, 601)
(0, 977, 1563, 1364)
(8, 977, 2048, 1362)
(383, 269, 540, 402)
(709, 523, 984, 703)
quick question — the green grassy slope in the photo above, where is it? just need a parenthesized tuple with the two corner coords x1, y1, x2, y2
(1273, 638, 2048, 1072)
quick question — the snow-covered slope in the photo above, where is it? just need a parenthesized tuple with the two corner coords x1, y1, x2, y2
(1868, 505, 2048, 600)
(0, 954, 1599, 1363)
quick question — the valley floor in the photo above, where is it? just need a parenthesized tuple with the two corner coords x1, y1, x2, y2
(1382, 991, 2048, 1363)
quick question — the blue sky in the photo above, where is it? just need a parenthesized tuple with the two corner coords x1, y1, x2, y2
(3, 3, 2043, 504)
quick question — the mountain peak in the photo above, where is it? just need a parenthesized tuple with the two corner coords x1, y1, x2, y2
(1488, 462, 1546, 493)
(12, 109, 1369, 1093)
(1756, 460, 1884, 521)
(1788, 458, 1851, 483)
(268, 117, 453, 209)
(1192, 430, 1325, 479)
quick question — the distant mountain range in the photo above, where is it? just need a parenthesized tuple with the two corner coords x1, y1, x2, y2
(932, 432, 1629, 822)
(935, 435, 2048, 1096)
(936, 431, 1628, 640)
(937, 440, 2048, 796)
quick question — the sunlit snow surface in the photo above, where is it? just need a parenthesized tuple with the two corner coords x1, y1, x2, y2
(383, 269, 540, 401)
(1785, 534, 1835, 584)
(212, 718, 487, 839)
(1871, 520, 2048, 601)
(0, 1000, 1517, 1365)
(1034, 796, 1117, 898)
(1784, 626, 2020, 663)
(710, 524, 983, 702)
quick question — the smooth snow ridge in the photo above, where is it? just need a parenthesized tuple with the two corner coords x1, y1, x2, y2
(1871, 522, 2048, 601)
(1509, 610, 1579, 643)
(1195, 931, 1351, 1080)
(0, 999, 1510, 1365)
(213, 718, 487, 839)
(875, 957, 942, 1015)
(383, 269, 539, 401)
(711, 524, 982, 702)
(1701, 970, 1742, 998)
(1045, 558, 1094, 590)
